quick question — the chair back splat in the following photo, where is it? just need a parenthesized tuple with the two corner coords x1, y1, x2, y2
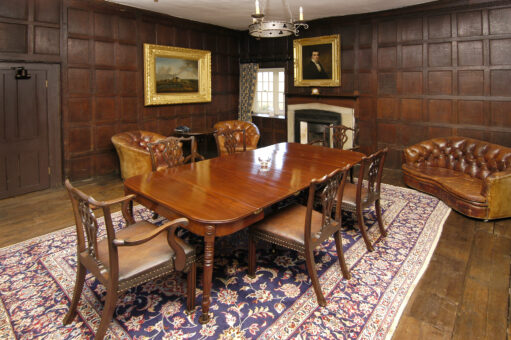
(213, 120, 260, 155)
(148, 136, 197, 171)
(214, 129, 246, 156)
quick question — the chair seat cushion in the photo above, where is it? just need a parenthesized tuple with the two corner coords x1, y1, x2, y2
(251, 204, 323, 247)
(341, 183, 369, 207)
(95, 221, 175, 283)
(403, 164, 486, 203)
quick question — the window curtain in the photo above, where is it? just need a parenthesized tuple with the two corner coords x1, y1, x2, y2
(238, 63, 259, 122)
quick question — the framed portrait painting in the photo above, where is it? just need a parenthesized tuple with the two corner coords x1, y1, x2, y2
(293, 34, 340, 87)
(144, 44, 211, 105)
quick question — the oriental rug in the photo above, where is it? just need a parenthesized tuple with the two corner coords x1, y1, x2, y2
(0, 183, 450, 339)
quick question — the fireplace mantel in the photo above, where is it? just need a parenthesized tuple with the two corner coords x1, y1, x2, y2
(286, 93, 359, 110)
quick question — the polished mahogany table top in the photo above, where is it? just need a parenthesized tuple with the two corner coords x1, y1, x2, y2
(124, 142, 364, 226)
(124, 142, 364, 323)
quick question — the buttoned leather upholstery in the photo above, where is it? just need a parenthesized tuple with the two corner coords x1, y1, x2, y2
(111, 130, 166, 179)
(213, 120, 260, 155)
(402, 137, 511, 219)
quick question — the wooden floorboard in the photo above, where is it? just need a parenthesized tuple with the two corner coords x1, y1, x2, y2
(0, 169, 509, 339)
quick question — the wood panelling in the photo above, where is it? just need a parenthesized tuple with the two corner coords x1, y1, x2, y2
(0, 0, 240, 180)
(242, 0, 511, 169)
(1, 0, 510, 180)
(0, 23, 27, 53)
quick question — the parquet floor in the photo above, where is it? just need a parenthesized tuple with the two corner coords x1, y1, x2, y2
(0, 170, 509, 339)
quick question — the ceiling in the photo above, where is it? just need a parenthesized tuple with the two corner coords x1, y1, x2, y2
(106, 0, 436, 31)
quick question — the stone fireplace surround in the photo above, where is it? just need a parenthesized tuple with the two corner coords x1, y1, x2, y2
(287, 102, 356, 149)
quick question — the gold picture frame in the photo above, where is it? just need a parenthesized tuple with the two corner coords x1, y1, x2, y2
(293, 34, 340, 87)
(144, 43, 211, 105)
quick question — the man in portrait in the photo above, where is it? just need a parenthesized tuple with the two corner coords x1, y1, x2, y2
(303, 49, 329, 79)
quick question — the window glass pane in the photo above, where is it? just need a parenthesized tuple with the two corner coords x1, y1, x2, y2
(255, 68, 285, 115)
(263, 80, 269, 92)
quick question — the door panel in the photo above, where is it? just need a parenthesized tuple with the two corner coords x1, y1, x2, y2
(0, 66, 50, 198)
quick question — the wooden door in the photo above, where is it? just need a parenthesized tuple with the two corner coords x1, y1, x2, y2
(0, 63, 60, 199)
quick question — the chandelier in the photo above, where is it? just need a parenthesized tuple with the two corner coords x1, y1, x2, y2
(249, 0, 308, 38)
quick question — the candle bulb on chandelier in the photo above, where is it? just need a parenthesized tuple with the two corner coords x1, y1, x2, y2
(299, 6, 303, 21)
(255, 0, 260, 15)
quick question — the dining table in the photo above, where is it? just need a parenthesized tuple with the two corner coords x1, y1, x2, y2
(124, 142, 364, 323)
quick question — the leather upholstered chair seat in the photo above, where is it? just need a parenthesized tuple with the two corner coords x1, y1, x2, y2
(213, 120, 260, 155)
(402, 137, 511, 220)
(111, 130, 166, 179)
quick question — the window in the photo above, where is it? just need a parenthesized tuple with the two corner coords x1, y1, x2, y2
(254, 68, 285, 117)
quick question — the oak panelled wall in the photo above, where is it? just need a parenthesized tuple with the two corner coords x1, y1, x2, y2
(241, 0, 511, 168)
(0, 0, 240, 180)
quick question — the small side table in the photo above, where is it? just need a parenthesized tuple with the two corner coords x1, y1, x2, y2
(174, 128, 216, 162)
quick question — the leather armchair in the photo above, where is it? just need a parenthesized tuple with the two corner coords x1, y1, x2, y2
(213, 120, 260, 155)
(111, 130, 166, 179)
(402, 137, 511, 220)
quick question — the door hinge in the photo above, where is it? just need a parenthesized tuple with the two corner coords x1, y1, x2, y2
(48, 167, 51, 175)
(45, 80, 48, 88)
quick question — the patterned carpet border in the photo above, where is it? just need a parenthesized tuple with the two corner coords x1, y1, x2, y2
(0, 183, 451, 339)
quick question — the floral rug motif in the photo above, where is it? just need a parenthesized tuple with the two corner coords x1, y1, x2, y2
(0, 183, 450, 339)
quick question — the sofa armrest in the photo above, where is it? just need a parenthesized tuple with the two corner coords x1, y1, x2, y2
(483, 169, 511, 219)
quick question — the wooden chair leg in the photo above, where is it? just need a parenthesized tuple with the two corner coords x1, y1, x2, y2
(356, 208, 374, 252)
(248, 233, 257, 278)
(186, 262, 196, 312)
(334, 231, 351, 280)
(95, 287, 118, 340)
(375, 199, 387, 237)
(63, 263, 86, 325)
(128, 200, 133, 218)
(304, 248, 326, 307)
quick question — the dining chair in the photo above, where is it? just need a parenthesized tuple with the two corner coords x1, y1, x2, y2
(309, 124, 360, 182)
(323, 124, 359, 151)
(213, 120, 260, 151)
(63, 179, 197, 340)
(147, 136, 197, 171)
(340, 147, 388, 251)
(309, 124, 359, 150)
(248, 166, 352, 307)
(214, 129, 247, 155)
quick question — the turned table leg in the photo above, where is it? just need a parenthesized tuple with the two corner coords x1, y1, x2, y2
(199, 225, 215, 324)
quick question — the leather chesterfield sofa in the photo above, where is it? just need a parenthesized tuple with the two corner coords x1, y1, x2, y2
(111, 130, 166, 180)
(213, 120, 260, 155)
(402, 137, 511, 220)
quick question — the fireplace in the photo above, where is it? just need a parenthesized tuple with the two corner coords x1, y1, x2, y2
(294, 110, 341, 144)
(287, 102, 355, 149)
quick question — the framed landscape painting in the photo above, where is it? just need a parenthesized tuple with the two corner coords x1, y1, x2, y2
(293, 34, 340, 87)
(144, 44, 211, 105)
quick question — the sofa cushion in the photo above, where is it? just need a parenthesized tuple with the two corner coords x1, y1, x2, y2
(402, 164, 486, 203)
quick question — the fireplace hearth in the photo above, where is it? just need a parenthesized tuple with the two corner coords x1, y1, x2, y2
(294, 109, 341, 144)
